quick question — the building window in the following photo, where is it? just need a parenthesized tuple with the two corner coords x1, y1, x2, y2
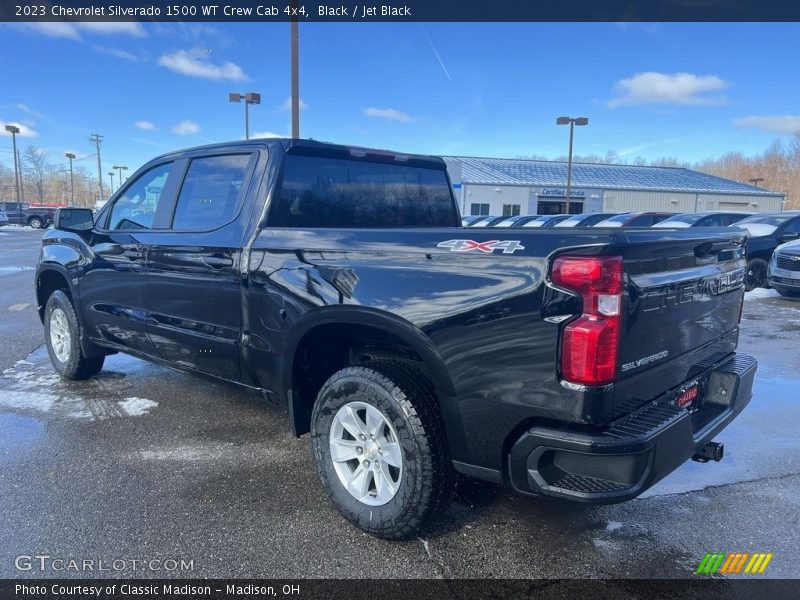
(502, 204, 521, 216)
(470, 203, 490, 216)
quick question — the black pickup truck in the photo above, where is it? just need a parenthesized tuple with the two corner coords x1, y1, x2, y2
(36, 139, 757, 539)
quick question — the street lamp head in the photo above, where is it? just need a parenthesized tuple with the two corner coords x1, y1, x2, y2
(244, 92, 261, 104)
(65, 152, 76, 159)
(574, 117, 589, 126)
(5, 124, 20, 134)
(556, 117, 571, 125)
(229, 92, 242, 103)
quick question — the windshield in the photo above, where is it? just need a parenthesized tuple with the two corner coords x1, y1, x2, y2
(738, 223, 778, 237)
(554, 215, 584, 227)
(737, 214, 793, 226)
(522, 216, 550, 227)
(595, 214, 634, 227)
(656, 213, 705, 225)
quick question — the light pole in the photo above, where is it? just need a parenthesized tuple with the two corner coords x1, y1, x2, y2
(228, 92, 261, 140)
(4, 124, 21, 202)
(556, 116, 589, 215)
(113, 165, 128, 188)
(748, 177, 764, 188)
(291, 12, 300, 138)
(65, 152, 76, 206)
(108, 171, 115, 194)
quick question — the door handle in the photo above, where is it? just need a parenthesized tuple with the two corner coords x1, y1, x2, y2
(122, 249, 143, 260)
(203, 255, 234, 269)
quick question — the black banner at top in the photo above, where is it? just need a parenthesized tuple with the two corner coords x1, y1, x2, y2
(2, 0, 800, 22)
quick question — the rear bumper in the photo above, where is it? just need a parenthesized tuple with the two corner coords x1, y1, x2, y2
(508, 353, 757, 503)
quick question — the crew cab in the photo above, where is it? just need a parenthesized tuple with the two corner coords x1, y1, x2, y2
(36, 139, 757, 539)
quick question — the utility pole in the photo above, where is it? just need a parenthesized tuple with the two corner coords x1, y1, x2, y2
(88, 133, 104, 201)
(290, 4, 300, 138)
(65, 153, 76, 206)
(108, 171, 115, 194)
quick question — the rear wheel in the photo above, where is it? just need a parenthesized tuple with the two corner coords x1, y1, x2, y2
(28, 217, 43, 229)
(310, 360, 454, 539)
(44, 290, 104, 380)
(745, 258, 769, 291)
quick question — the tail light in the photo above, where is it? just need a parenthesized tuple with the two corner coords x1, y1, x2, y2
(551, 255, 624, 386)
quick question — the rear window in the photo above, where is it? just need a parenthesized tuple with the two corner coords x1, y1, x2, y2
(267, 155, 458, 228)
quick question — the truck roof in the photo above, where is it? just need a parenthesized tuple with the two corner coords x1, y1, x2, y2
(160, 138, 448, 170)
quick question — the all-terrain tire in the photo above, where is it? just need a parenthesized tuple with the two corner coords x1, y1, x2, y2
(44, 290, 104, 380)
(310, 360, 455, 539)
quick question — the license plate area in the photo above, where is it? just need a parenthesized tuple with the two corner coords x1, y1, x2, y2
(674, 381, 703, 411)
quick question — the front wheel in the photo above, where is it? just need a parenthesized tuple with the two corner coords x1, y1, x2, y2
(44, 290, 104, 380)
(310, 361, 454, 539)
(745, 258, 769, 291)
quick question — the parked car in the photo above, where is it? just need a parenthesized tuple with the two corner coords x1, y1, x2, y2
(0, 202, 56, 229)
(461, 215, 484, 226)
(37, 139, 756, 539)
(492, 215, 538, 227)
(554, 212, 623, 227)
(653, 211, 753, 229)
(470, 215, 509, 227)
(521, 214, 571, 227)
(594, 212, 675, 227)
(732, 211, 800, 290)
(768, 239, 800, 297)
(0, 207, 9, 226)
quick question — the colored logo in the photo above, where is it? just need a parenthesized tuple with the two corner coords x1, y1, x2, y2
(437, 239, 525, 254)
(696, 552, 773, 575)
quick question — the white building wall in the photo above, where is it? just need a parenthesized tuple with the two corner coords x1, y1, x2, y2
(602, 190, 784, 214)
(462, 184, 530, 216)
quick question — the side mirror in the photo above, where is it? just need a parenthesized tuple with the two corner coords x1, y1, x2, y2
(54, 208, 94, 232)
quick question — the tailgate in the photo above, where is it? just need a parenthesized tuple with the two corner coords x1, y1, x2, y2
(618, 228, 747, 380)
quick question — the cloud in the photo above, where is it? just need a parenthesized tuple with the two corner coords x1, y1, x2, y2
(18, 22, 145, 40)
(134, 120, 158, 131)
(607, 72, 729, 108)
(16, 103, 42, 117)
(158, 49, 247, 81)
(251, 131, 284, 139)
(0, 120, 39, 138)
(172, 120, 201, 135)
(77, 22, 146, 37)
(279, 97, 308, 111)
(92, 44, 138, 61)
(732, 115, 800, 135)
(362, 107, 414, 123)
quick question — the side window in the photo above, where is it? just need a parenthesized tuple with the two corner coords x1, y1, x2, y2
(702, 214, 724, 227)
(108, 163, 173, 231)
(784, 218, 800, 234)
(628, 215, 651, 226)
(171, 154, 253, 230)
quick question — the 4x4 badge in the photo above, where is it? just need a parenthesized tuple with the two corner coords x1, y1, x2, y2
(437, 239, 525, 254)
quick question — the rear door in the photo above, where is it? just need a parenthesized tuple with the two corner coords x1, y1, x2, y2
(143, 150, 260, 381)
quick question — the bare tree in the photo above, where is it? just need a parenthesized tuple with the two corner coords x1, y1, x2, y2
(23, 145, 51, 203)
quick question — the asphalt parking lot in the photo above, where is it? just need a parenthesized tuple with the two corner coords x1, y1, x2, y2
(1, 225, 799, 579)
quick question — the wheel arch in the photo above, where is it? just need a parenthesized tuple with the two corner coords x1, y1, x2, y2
(283, 306, 464, 455)
(35, 265, 74, 323)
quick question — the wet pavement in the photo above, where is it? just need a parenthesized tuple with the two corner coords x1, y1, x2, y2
(0, 226, 798, 579)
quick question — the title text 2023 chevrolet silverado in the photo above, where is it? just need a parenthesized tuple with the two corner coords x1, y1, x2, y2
(36, 139, 756, 538)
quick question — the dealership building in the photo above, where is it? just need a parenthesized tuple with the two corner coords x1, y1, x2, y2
(442, 156, 785, 217)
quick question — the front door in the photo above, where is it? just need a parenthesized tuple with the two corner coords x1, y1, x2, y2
(79, 161, 178, 355)
(143, 152, 257, 381)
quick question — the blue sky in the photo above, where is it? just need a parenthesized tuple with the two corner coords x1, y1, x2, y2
(2, 22, 800, 176)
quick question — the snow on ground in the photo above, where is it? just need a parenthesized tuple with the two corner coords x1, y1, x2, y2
(0, 347, 157, 421)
